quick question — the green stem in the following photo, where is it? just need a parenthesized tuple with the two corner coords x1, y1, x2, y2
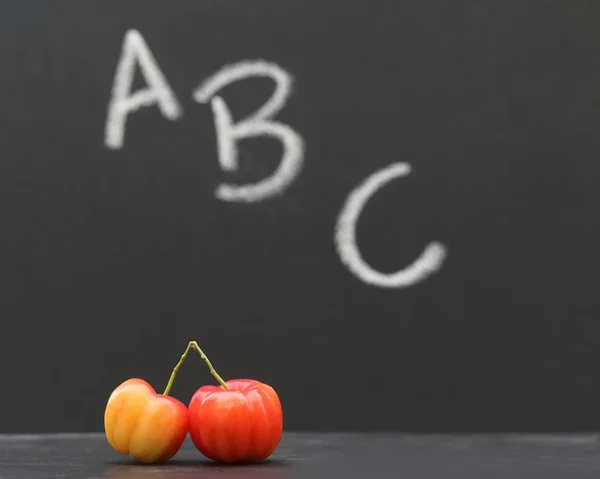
(191, 341, 230, 389)
(163, 341, 195, 396)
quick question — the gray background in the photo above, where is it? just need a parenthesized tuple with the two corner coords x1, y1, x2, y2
(0, 0, 599, 433)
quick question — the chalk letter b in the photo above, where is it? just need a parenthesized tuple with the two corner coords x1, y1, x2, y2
(193, 60, 304, 203)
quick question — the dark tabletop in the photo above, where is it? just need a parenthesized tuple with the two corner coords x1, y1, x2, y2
(1, 432, 600, 478)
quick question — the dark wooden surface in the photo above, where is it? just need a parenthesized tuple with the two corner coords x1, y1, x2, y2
(1, 432, 600, 478)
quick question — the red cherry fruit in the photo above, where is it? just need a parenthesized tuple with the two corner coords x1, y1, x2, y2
(188, 379, 283, 463)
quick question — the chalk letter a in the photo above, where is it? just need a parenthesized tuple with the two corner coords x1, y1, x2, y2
(104, 29, 182, 149)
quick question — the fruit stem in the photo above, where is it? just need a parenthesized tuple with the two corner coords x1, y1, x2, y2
(191, 341, 230, 389)
(163, 341, 195, 396)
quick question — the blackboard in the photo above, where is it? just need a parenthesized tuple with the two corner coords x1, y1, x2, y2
(1, 0, 600, 433)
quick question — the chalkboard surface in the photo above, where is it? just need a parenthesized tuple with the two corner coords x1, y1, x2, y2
(1, 0, 600, 433)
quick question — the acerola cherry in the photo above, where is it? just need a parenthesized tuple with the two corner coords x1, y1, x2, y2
(104, 379, 188, 464)
(185, 342, 283, 463)
(188, 379, 283, 463)
(104, 342, 199, 464)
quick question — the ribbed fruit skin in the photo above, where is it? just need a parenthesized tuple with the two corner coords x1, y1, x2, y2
(188, 379, 283, 463)
(104, 378, 189, 464)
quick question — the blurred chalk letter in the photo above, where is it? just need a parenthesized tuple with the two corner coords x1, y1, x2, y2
(335, 162, 447, 288)
(193, 60, 304, 202)
(105, 29, 182, 149)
